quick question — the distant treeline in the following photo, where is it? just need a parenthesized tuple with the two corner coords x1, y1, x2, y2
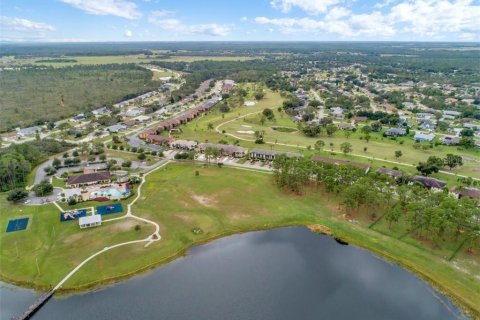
(2, 41, 479, 57)
(34, 58, 78, 63)
(0, 64, 159, 132)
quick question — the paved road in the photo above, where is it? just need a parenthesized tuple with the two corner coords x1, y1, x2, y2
(25, 187, 63, 205)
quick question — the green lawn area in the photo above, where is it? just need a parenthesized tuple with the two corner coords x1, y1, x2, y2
(173, 88, 479, 182)
(1, 55, 257, 68)
(66, 163, 479, 317)
(1, 162, 478, 316)
(0, 194, 153, 290)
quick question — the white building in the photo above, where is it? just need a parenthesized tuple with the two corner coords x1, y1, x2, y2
(79, 215, 102, 229)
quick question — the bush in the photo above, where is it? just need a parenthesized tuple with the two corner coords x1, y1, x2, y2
(33, 180, 53, 197)
(67, 197, 77, 206)
(137, 153, 146, 160)
(7, 189, 28, 202)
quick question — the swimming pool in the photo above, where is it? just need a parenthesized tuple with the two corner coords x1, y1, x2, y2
(91, 188, 125, 197)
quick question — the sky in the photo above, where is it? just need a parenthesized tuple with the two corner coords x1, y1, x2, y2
(0, 0, 479, 42)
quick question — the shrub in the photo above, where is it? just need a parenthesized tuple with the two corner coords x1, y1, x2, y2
(7, 189, 28, 202)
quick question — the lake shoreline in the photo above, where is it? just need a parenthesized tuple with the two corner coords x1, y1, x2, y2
(1, 223, 476, 319)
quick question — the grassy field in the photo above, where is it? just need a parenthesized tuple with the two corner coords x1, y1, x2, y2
(0, 162, 478, 316)
(173, 88, 479, 182)
(62, 163, 479, 317)
(0, 55, 257, 68)
(0, 195, 152, 290)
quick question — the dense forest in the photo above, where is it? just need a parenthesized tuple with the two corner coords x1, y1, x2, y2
(0, 64, 160, 131)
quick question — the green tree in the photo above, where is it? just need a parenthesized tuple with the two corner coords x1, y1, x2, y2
(326, 124, 337, 137)
(394, 150, 402, 159)
(314, 140, 325, 152)
(444, 154, 463, 170)
(33, 180, 53, 197)
(340, 142, 352, 155)
(7, 189, 28, 202)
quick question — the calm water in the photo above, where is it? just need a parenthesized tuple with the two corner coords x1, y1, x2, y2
(1, 227, 466, 320)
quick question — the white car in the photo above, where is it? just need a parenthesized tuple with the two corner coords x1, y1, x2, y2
(24, 199, 31, 204)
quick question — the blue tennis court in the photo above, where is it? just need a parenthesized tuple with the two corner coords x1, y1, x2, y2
(60, 209, 87, 222)
(96, 203, 123, 215)
(6, 218, 29, 233)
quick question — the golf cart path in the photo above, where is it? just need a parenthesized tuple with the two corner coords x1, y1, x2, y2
(53, 160, 170, 291)
(215, 112, 479, 181)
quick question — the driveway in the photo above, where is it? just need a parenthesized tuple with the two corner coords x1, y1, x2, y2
(25, 187, 63, 205)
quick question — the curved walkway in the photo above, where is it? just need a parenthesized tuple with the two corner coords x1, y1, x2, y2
(52, 160, 170, 291)
(215, 113, 480, 181)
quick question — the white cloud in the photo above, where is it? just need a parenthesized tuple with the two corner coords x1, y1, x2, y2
(124, 29, 132, 37)
(270, 0, 340, 14)
(0, 16, 55, 33)
(149, 13, 232, 36)
(61, 0, 142, 19)
(389, 0, 480, 37)
(255, 10, 395, 38)
(256, 0, 480, 40)
(241, 16, 248, 21)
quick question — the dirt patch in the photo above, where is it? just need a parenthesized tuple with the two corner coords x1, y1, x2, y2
(63, 233, 84, 245)
(229, 211, 251, 220)
(112, 220, 137, 232)
(175, 214, 193, 223)
(307, 224, 332, 236)
(191, 194, 217, 207)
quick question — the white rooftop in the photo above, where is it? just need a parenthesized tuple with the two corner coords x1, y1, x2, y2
(79, 214, 102, 225)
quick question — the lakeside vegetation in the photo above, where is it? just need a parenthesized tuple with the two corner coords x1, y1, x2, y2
(3, 162, 472, 317)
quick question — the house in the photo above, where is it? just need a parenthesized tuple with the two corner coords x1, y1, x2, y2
(133, 115, 152, 123)
(385, 128, 407, 137)
(72, 114, 86, 122)
(416, 113, 435, 119)
(376, 167, 404, 179)
(222, 80, 235, 93)
(92, 107, 108, 116)
(352, 116, 368, 123)
(197, 143, 247, 158)
(418, 119, 436, 130)
(312, 156, 370, 174)
(414, 132, 436, 142)
(338, 123, 355, 130)
(79, 214, 102, 229)
(442, 110, 461, 117)
(330, 107, 344, 119)
(145, 135, 170, 146)
(16, 126, 40, 137)
(104, 124, 127, 133)
(402, 102, 415, 109)
(170, 140, 198, 150)
(449, 187, 480, 200)
(441, 136, 460, 145)
(411, 176, 446, 190)
(249, 149, 303, 161)
(67, 171, 111, 188)
(125, 108, 144, 117)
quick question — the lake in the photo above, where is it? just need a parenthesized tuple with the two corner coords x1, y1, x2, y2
(1, 227, 466, 319)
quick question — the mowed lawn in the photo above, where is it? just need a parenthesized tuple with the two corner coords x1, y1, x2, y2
(63, 163, 479, 316)
(174, 89, 479, 181)
(0, 195, 153, 290)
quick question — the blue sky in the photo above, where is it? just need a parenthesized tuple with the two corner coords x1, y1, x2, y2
(1, 0, 479, 42)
